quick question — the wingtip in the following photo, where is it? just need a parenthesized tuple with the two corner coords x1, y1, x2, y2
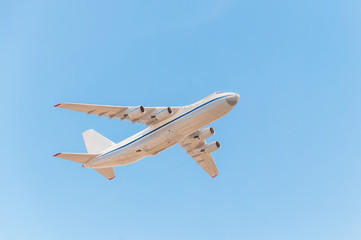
(53, 153, 61, 157)
(108, 176, 115, 180)
(54, 103, 62, 107)
(212, 174, 218, 178)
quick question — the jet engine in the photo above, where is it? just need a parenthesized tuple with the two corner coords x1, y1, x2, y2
(190, 141, 221, 155)
(152, 107, 173, 121)
(127, 105, 145, 119)
(195, 127, 215, 140)
(182, 127, 215, 144)
(202, 141, 221, 153)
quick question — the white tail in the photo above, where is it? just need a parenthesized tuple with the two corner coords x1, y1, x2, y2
(82, 129, 115, 153)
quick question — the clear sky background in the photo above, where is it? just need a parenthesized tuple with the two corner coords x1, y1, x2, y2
(1, 0, 361, 239)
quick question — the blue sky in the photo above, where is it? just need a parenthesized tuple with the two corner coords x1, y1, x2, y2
(1, 0, 361, 239)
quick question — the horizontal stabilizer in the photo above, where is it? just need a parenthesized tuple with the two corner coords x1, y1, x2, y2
(95, 168, 115, 180)
(53, 153, 98, 164)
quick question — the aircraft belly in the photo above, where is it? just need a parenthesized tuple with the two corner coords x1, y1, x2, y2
(175, 100, 231, 135)
(141, 102, 231, 155)
(144, 101, 231, 154)
(142, 127, 183, 155)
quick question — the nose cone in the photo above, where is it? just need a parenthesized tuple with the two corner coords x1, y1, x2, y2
(226, 94, 240, 106)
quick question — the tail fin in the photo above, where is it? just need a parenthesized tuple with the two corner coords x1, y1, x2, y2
(53, 153, 98, 163)
(82, 129, 115, 153)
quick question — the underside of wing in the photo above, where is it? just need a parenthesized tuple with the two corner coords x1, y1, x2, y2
(180, 127, 221, 178)
(190, 152, 219, 178)
(55, 103, 181, 126)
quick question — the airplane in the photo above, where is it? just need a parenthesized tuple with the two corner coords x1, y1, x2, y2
(53, 92, 239, 180)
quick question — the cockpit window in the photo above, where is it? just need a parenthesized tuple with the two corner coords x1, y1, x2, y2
(215, 91, 222, 94)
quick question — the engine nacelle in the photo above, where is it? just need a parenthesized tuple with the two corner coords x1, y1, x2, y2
(127, 105, 145, 119)
(195, 127, 215, 140)
(202, 141, 221, 153)
(152, 107, 173, 121)
(182, 127, 215, 144)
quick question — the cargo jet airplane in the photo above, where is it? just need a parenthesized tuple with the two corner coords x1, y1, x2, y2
(54, 92, 239, 180)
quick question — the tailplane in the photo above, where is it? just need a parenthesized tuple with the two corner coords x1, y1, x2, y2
(54, 153, 116, 180)
(95, 168, 115, 180)
(82, 129, 115, 153)
(53, 153, 98, 164)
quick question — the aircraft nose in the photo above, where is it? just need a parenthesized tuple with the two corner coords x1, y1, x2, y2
(226, 94, 240, 106)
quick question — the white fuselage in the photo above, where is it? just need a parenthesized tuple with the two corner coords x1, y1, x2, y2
(83, 92, 239, 169)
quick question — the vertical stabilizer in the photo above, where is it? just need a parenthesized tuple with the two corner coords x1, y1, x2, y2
(83, 129, 115, 153)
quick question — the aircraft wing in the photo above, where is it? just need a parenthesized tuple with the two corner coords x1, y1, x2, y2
(180, 134, 219, 178)
(54, 103, 182, 126)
